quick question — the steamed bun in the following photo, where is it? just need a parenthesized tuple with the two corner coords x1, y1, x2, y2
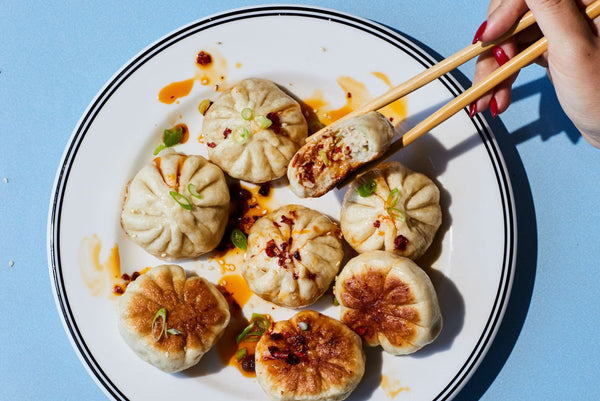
(242, 204, 344, 307)
(340, 161, 441, 260)
(121, 150, 229, 260)
(202, 78, 308, 183)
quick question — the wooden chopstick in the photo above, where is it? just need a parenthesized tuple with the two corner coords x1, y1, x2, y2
(307, 6, 540, 145)
(336, 0, 600, 188)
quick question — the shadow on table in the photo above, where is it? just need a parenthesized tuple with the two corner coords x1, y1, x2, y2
(451, 75, 546, 401)
(384, 30, 562, 400)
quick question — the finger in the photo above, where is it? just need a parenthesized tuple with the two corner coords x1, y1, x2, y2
(491, 71, 520, 114)
(525, 0, 597, 47)
(471, 36, 518, 114)
(480, 0, 530, 41)
(472, 51, 496, 113)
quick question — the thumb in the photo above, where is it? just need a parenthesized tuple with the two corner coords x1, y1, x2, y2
(525, 0, 595, 46)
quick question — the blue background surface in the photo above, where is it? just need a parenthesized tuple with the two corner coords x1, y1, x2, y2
(1, 1, 599, 400)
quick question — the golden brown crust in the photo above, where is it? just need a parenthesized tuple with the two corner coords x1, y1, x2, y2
(334, 251, 442, 355)
(118, 265, 230, 372)
(255, 310, 365, 401)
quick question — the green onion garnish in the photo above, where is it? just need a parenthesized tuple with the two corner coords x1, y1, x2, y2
(187, 183, 203, 199)
(236, 323, 256, 343)
(230, 228, 247, 251)
(255, 115, 272, 129)
(166, 328, 183, 336)
(233, 126, 250, 143)
(241, 108, 254, 121)
(163, 126, 183, 147)
(318, 150, 331, 166)
(169, 191, 192, 210)
(387, 207, 406, 222)
(251, 313, 270, 332)
(386, 188, 400, 207)
(385, 188, 405, 221)
(236, 347, 248, 362)
(236, 313, 271, 343)
(199, 99, 212, 115)
(153, 143, 167, 155)
(297, 322, 309, 331)
(333, 296, 339, 306)
(357, 179, 376, 197)
(152, 308, 167, 342)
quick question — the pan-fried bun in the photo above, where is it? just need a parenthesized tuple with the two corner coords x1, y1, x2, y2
(334, 251, 442, 355)
(117, 265, 230, 372)
(242, 204, 344, 307)
(255, 310, 365, 401)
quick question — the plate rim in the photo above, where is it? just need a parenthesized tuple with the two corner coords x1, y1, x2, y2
(47, 4, 517, 400)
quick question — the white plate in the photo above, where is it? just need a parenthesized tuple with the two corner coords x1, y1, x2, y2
(48, 5, 515, 401)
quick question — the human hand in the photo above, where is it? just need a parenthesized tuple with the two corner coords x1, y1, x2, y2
(471, 0, 600, 148)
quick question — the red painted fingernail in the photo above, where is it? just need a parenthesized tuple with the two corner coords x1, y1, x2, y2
(472, 21, 487, 44)
(492, 46, 510, 66)
(490, 96, 498, 118)
(469, 102, 477, 118)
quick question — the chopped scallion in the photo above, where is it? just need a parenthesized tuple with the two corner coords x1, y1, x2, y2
(230, 228, 247, 251)
(236, 322, 256, 344)
(385, 188, 405, 221)
(357, 179, 376, 197)
(152, 308, 167, 342)
(255, 115, 272, 129)
(236, 347, 248, 362)
(236, 313, 271, 343)
(169, 191, 192, 210)
(298, 321, 309, 331)
(187, 183, 203, 199)
(241, 107, 254, 120)
(199, 99, 212, 115)
(166, 328, 183, 336)
(385, 188, 400, 209)
(153, 143, 167, 155)
(163, 126, 184, 147)
(318, 150, 331, 166)
(387, 207, 406, 222)
(251, 313, 270, 332)
(233, 126, 250, 143)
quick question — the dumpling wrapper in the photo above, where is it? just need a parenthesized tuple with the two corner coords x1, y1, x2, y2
(255, 310, 365, 401)
(242, 204, 344, 307)
(117, 264, 230, 372)
(288, 111, 394, 198)
(340, 161, 441, 260)
(121, 150, 229, 260)
(334, 251, 442, 355)
(203, 78, 308, 183)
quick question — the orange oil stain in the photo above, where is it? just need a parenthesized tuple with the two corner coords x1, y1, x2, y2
(78, 235, 121, 298)
(303, 73, 407, 128)
(158, 48, 229, 105)
(380, 374, 410, 398)
(218, 274, 253, 309)
(216, 311, 273, 378)
(78, 235, 149, 298)
(158, 78, 195, 104)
